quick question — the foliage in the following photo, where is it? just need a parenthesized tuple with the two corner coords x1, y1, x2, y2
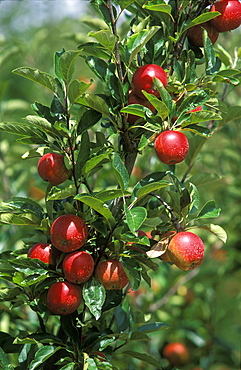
(0, 0, 241, 369)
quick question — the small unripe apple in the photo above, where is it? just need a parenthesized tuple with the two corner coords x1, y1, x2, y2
(210, 0, 241, 32)
(62, 251, 94, 284)
(132, 64, 168, 99)
(154, 130, 189, 165)
(94, 259, 129, 290)
(37, 152, 70, 186)
(162, 342, 190, 367)
(187, 22, 219, 47)
(127, 90, 155, 124)
(46, 281, 82, 315)
(27, 242, 57, 266)
(168, 231, 204, 271)
(50, 214, 88, 253)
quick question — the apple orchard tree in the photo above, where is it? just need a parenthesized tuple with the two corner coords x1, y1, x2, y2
(0, 0, 241, 369)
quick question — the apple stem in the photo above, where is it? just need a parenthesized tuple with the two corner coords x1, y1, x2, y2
(149, 192, 184, 232)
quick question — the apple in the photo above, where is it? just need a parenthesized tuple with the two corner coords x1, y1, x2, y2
(27, 242, 57, 266)
(94, 259, 129, 290)
(46, 281, 82, 315)
(127, 90, 155, 124)
(168, 231, 205, 271)
(162, 342, 190, 367)
(50, 214, 88, 253)
(210, 0, 241, 32)
(62, 250, 94, 284)
(187, 22, 219, 47)
(132, 64, 168, 99)
(154, 130, 189, 165)
(37, 152, 70, 186)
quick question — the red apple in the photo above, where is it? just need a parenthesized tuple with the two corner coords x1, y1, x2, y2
(127, 90, 155, 124)
(154, 130, 189, 165)
(132, 64, 168, 99)
(162, 342, 190, 367)
(27, 242, 57, 266)
(168, 231, 204, 271)
(187, 22, 219, 47)
(46, 281, 82, 315)
(62, 251, 94, 284)
(210, 0, 241, 32)
(94, 259, 129, 290)
(50, 214, 88, 253)
(37, 152, 70, 186)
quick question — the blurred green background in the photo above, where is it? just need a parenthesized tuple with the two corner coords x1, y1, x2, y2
(0, 1, 240, 369)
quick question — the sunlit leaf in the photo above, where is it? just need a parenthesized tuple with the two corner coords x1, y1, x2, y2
(13, 67, 58, 93)
(82, 278, 106, 320)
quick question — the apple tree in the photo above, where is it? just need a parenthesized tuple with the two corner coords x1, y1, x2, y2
(0, 0, 241, 369)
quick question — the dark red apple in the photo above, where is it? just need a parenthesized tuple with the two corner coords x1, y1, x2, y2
(168, 231, 205, 271)
(210, 0, 241, 32)
(154, 130, 189, 165)
(50, 214, 88, 253)
(62, 251, 94, 284)
(37, 152, 70, 186)
(27, 242, 57, 266)
(187, 22, 219, 47)
(132, 64, 168, 99)
(46, 281, 82, 315)
(162, 342, 190, 367)
(94, 259, 129, 290)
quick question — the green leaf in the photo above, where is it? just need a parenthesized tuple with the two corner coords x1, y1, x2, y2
(82, 151, 112, 176)
(220, 106, 241, 125)
(130, 331, 150, 342)
(82, 278, 106, 320)
(153, 78, 174, 113)
(120, 351, 162, 369)
(188, 173, 221, 187)
(97, 190, 130, 202)
(81, 94, 112, 121)
(126, 207, 147, 234)
(88, 30, 117, 53)
(196, 224, 227, 243)
(69, 79, 92, 106)
(24, 115, 60, 137)
(0, 213, 41, 226)
(136, 181, 170, 200)
(120, 104, 153, 120)
(127, 26, 160, 65)
(0, 121, 46, 138)
(185, 136, 207, 167)
(13, 67, 58, 93)
(29, 346, 62, 370)
(77, 109, 102, 135)
(143, 2, 173, 18)
(141, 92, 169, 120)
(182, 12, 221, 33)
(111, 153, 129, 191)
(78, 42, 111, 59)
(197, 200, 221, 219)
(58, 50, 82, 83)
(47, 185, 77, 201)
(0, 347, 14, 370)
(138, 322, 169, 333)
(74, 195, 115, 222)
(76, 131, 90, 178)
(121, 256, 141, 291)
(10, 258, 48, 275)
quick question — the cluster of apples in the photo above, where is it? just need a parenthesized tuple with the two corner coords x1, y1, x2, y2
(188, 0, 241, 47)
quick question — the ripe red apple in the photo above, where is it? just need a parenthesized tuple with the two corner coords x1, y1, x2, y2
(62, 251, 94, 284)
(94, 259, 129, 290)
(27, 242, 57, 266)
(168, 231, 204, 271)
(50, 214, 88, 253)
(46, 281, 82, 315)
(187, 22, 219, 47)
(154, 130, 189, 165)
(210, 0, 241, 32)
(132, 64, 168, 99)
(162, 342, 190, 367)
(127, 90, 155, 124)
(37, 152, 70, 186)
